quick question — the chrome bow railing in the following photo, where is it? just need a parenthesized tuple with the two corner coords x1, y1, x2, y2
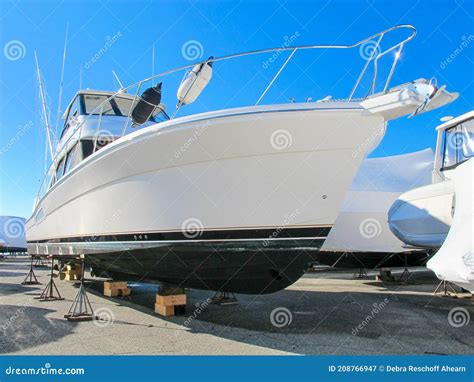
(36, 24, 416, 202)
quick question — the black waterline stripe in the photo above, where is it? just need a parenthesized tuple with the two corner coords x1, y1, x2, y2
(28, 226, 332, 244)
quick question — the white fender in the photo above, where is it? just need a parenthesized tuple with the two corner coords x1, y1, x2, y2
(177, 61, 213, 105)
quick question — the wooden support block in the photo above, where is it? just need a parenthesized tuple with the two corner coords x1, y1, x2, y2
(155, 304, 175, 317)
(119, 287, 131, 296)
(104, 281, 128, 290)
(103, 288, 119, 297)
(156, 294, 186, 306)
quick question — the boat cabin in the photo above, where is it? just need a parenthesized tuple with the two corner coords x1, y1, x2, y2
(40, 90, 169, 197)
(434, 111, 474, 182)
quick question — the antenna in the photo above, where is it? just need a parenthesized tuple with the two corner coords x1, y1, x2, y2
(112, 70, 125, 91)
(152, 45, 155, 86)
(34, 51, 55, 161)
(55, 23, 69, 136)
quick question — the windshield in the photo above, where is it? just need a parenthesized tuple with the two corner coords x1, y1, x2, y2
(442, 118, 474, 169)
(81, 94, 168, 122)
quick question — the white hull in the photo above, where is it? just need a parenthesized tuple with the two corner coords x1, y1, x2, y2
(27, 103, 384, 250)
(388, 180, 455, 248)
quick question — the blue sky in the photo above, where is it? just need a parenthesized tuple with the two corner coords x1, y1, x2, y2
(0, 0, 473, 219)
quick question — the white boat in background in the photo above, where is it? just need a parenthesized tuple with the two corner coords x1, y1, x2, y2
(388, 111, 473, 248)
(0, 216, 27, 253)
(26, 25, 458, 294)
(318, 149, 435, 269)
(388, 111, 473, 292)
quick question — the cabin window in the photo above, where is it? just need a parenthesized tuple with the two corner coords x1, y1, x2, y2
(442, 118, 474, 170)
(64, 144, 80, 175)
(84, 94, 131, 116)
(60, 97, 80, 139)
(55, 157, 66, 181)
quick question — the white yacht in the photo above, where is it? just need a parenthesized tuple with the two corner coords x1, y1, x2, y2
(26, 25, 458, 294)
(388, 111, 473, 248)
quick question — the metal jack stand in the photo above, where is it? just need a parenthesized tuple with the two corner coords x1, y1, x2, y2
(353, 267, 368, 279)
(210, 291, 239, 305)
(433, 280, 459, 296)
(397, 254, 411, 284)
(36, 257, 64, 301)
(34, 256, 48, 267)
(64, 257, 96, 321)
(22, 256, 40, 285)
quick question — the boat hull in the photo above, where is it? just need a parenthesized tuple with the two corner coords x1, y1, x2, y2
(85, 237, 325, 294)
(27, 103, 385, 293)
(388, 180, 454, 248)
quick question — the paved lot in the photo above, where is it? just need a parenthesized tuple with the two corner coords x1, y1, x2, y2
(0, 257, 472, 355)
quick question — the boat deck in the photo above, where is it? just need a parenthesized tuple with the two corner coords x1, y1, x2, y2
(0, 256, 472, 355)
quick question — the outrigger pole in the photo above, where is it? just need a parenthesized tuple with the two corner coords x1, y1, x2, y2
(55, 23, 69, 136)
(34, 51, 55, 161)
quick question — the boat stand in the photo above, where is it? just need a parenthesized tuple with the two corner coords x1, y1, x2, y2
(433, 280, 460, 297)
(21, 256, 41, 285)
(397, 254, 411, 284)
(210, 291, 239, 305)
(64, 258, 96, 321)
(34, 256, 48, 267)
(353, 267, 368, 279)
(36, 257, 64, 302)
